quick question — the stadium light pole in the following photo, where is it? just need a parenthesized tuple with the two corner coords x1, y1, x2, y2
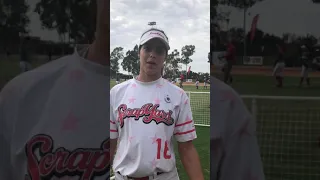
(148, 21, 156, 28)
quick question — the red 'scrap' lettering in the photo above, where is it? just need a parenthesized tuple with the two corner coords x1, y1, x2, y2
(117, 103, 174, 128)
(25, 134, 109, 180)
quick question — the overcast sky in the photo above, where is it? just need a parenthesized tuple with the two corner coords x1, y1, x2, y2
(219, 0, 320, 38)
(110, 0, 210, 74)
(26, 0, 60, 41)
(26, 0, 320, 73)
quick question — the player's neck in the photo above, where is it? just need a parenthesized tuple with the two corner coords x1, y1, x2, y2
(137, 73, 161, 82)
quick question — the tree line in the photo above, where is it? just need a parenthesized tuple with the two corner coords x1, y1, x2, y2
(110, 44, 209, 80)
(212, 0, 320, 67)
(0, 0, 96, 54)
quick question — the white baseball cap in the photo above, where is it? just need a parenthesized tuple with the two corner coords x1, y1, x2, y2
(139, 29, 170, 50)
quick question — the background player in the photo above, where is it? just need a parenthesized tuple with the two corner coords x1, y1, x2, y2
(204, 76, 208, 89)
(272, 44, 286, 87)
(195, 77, 199, 89)
(210, 75, 265, 180)
(110, 28, 204, 180)
(19, 37, 32, 73)
(312, 45, 320, 70)
(0, 0, 110, 179)
(219, 38, 235, 85)
(299, 44, 312, 87)
(179, 73, 184, 88)
(116, 76, 120, 84)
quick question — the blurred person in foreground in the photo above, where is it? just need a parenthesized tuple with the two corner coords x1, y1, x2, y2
(0, 0, 110, 179)
(210, 75, 265, 180)
(110, 27, 204, 180)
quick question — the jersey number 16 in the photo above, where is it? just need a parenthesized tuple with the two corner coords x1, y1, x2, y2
(156, 138, 171, 159)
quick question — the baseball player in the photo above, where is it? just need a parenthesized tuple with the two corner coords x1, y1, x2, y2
(312, 45, 320, 69)
(204, 77, 208, 89)
(220, 39, 235, 84)
(110, 28, 204, 180)
(116, 76, 120, 84)
(171, 78, 176, 84)
(0, 1, 110, 179)
(210, 76, 265, 180)
(299, 45, 312, 87)
(195, 77, 199, 89)
(179, 73, 184, 88)
(272, 44, 285, 87)
(19, 37, 33, 73)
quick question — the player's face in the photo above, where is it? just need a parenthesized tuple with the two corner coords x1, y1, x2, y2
(139, 39, 167, 77)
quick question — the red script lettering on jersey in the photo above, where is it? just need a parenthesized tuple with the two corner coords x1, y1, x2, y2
(25, 134, 109, 180)
(117, 103, 174, 128)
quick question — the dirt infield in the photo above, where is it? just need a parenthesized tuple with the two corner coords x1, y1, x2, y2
(211, 66, 320, 77)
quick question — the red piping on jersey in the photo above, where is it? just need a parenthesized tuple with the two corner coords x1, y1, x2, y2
(175, 120, 193, 127)
(110, 120, 116, 124)
(110, 129, 118, 132)
(174, 129, 195, 135)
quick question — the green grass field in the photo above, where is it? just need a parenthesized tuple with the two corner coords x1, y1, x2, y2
(227, 74, 320, 180)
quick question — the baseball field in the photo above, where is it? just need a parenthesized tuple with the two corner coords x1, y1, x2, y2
(213, 66, 320, 180)
(2, 56, 320, 179)
(0, 57, 211, 180)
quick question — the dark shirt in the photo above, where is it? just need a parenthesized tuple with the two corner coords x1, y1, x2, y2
(225, 43, 236, 63)
(20, 44, 30, 62)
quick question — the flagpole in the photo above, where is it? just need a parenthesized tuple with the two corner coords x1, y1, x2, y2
(243, 7, 247, 64)
(186, 64, 188, 80)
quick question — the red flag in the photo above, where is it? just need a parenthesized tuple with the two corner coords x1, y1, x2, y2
(250, 14, 259, 42)
(187, 66, 191, 75)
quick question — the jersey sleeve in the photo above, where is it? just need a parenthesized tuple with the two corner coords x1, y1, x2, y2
(110, 89, 118, 139)
(0, 130, 11, 179)
(173, 91, 197, 142)
(0, 83, 16, 179)
(217, 93, 265, 180)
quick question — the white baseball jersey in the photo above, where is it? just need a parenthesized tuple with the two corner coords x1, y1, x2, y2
(210, 76, 265, 180)
(110, 77, 197, 177)
(0, 47, 110, 179)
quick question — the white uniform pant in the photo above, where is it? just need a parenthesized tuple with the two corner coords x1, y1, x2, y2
(272, 62, 285, 77)
(301, 65, 310, 78)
